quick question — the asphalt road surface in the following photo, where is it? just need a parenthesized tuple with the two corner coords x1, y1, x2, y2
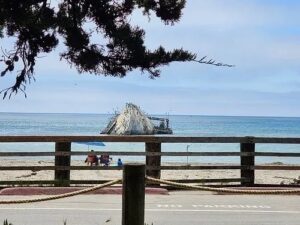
(0, 191, 299, 225)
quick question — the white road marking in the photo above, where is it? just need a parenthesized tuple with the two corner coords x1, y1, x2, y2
(147, 209, 300, 214)
(0, 207, 298, 214)
(192, 205, 271, 209)
(157, 204, 182, 208)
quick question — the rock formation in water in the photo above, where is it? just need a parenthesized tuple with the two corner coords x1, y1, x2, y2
(101, 103, 155, 135)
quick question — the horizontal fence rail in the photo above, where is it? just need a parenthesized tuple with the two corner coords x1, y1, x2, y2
(1, 135, 300, 143)
(0, 165, 299, 171)
(0, 151, 300, 157)
(0, 135, 299, 187)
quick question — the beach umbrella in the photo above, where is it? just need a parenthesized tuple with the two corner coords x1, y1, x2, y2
(74, 141, 105, 150)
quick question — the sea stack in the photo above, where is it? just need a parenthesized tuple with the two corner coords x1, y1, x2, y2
(101, 103, 155, 135)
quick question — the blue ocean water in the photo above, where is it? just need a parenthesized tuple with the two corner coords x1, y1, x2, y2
(1, 113, 300, 164)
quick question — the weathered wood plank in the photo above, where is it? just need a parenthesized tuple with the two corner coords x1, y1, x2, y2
(0, 151, 246, 157)
(71, 178, 246, 184)
(0, 135, 247, 143)
(0, 180, 121, 185)
(0, 166, 121, 170)
(0, 165, 299, 171)
(148, 178, 247, 183)
(146, 165, 244, 170)
(0, 165, 244, 170)
(0, 152, 62, 156)
(255, 152, 300, 157)
(0, 180, 57, 185)
(0, 178, 245, 185)
(69, 180, 120, 184)
(254, 165, 300, 170)
(240, 142, 255, 186)
(55, 142, 71, 186)
(0, 151, 299, 157)
(146, 142, 161, 179)
(254, 137, 300, 144)
(122, 164, 145, 225)
(0, 135, 300, 143)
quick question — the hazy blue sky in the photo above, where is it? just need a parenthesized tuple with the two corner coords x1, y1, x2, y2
(1, 0, 300, 116)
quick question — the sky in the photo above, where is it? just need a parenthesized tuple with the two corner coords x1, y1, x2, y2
(1, 0, 300, 116)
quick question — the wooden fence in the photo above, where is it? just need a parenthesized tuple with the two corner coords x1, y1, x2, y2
(0, 135, 300, 187)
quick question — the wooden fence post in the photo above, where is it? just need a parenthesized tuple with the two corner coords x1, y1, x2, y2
(55, 142, 71, 186)
(145, 142, 161, 179)
(122, 164, 145, 225)
(240, 136, 255, 186)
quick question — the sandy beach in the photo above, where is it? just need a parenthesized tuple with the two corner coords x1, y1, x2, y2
(0, 159, 299, 185)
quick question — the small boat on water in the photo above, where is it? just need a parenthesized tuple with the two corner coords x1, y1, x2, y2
(148, 116, 172, 134)
(101, 103, 173, 135)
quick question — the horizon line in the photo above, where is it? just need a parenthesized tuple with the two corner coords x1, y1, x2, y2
(0, 111, 300, 119)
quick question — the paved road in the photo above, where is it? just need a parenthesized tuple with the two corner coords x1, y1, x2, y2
(0, 191, 300, 225)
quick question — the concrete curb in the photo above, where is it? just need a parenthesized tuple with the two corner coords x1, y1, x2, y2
(0, 187, 168, 196)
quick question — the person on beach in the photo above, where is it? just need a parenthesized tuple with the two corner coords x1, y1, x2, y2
(117, 158, 123, 167)
(100, 154, 112, 166)
(85, 150, 99, 166)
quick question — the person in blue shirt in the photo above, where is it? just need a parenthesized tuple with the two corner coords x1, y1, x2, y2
(117, 158, 123, 167)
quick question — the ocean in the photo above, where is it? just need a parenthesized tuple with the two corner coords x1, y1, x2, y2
(1, 113, 300, 164)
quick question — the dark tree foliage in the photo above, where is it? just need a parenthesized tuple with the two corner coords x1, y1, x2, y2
(0, 0, 232, 98)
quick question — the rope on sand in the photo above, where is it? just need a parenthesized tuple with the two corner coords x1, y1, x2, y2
(2, 176, 300, 204)
(146, 176, 300, 194)
(0, 179, 121, 204)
